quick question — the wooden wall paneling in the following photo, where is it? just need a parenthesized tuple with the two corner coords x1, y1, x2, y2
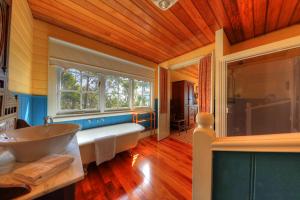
(8, 0, 33, 94)
(32, 20, 48, 95)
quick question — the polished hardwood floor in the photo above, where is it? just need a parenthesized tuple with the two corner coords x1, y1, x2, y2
(75, 137, 192, 200)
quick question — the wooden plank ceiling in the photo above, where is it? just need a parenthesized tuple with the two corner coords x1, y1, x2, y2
(175, 64, 198, 79)
(28, 0, 300, 64)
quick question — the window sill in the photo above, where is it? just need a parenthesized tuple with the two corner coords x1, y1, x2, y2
(53, 108, 153, 122)
(53, 111, 133, 122)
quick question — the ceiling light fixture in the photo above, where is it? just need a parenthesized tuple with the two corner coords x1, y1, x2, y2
(151, 0, 178, 11)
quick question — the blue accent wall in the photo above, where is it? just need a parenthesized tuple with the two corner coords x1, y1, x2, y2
(55, 114, 133, 130)
(31, 95, 48, 126)
(16, 93, 47, 126)
(17, 93, 33, 125)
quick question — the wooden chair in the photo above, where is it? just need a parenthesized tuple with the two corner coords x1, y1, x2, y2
(170, 114, 187, 134)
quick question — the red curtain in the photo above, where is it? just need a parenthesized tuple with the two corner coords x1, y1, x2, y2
(198, 54, 212, 113)
(160, 67, 168, 113)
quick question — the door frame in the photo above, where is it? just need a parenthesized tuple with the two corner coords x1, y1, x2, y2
(157, 66, 171, 141)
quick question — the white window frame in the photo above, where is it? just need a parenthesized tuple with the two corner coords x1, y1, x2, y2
(57, 69, 101, 114)
(48, 62, 154, 117)
(215, 34, 300, 137)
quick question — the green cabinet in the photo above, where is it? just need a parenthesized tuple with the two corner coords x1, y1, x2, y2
(213, 152, 300, 200)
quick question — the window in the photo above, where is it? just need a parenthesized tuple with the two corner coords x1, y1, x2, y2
(59, 69, 100, 112)
(105, 75, 130, 110)
(56, 67, 152, 115)
(133, 80, 151, 107)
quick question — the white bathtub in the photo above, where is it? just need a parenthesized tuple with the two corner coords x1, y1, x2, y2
(76, 123, 145, 165)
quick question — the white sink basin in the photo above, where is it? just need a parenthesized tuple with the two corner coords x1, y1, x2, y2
(0, 124, 80, 162)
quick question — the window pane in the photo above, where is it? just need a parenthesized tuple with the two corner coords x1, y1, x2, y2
(144, 95, 151, 106)
(134, 80, 151, 107)
(119, 92, 129, 108)
(105, 75, 118, 94)
(82, 93, 99, 110)
(105, 76, 130, 109)
(144, 82, 151, 95)
(61, 69, 81, 91)
(119, 77, 129, 95)
(82, 73, 99, 92)
(119, 77, 129, 108)
(227, 49, 300, 136)
(60, 92, 80, 110)
(105, 76, 119, 109)
(105, 93, 118, 109)
(134, 80, 143, 95)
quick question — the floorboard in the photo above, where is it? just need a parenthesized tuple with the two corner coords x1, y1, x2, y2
(75, 137, 192, 200)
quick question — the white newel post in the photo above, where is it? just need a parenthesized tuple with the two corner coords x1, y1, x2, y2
(193, 112, 216, 200)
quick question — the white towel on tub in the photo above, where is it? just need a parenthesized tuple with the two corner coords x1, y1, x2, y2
(94, 135, 116, 166)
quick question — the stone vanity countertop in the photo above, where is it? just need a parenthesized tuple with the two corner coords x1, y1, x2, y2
(0, 136, 84, 200)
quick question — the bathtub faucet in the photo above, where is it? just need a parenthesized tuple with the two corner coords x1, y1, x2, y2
(44, 116, 53, 126)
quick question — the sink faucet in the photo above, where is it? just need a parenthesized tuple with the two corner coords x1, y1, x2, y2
(44, 116, 53, 126)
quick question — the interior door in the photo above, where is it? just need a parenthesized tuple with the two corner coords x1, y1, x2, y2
(157, 67, 170, 141)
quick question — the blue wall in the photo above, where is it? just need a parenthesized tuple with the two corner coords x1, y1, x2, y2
(17, 93, 33, 125)
(16, 93, 158, 130)
(16, 93, 47, 126)
(55, 114, 133, 130)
